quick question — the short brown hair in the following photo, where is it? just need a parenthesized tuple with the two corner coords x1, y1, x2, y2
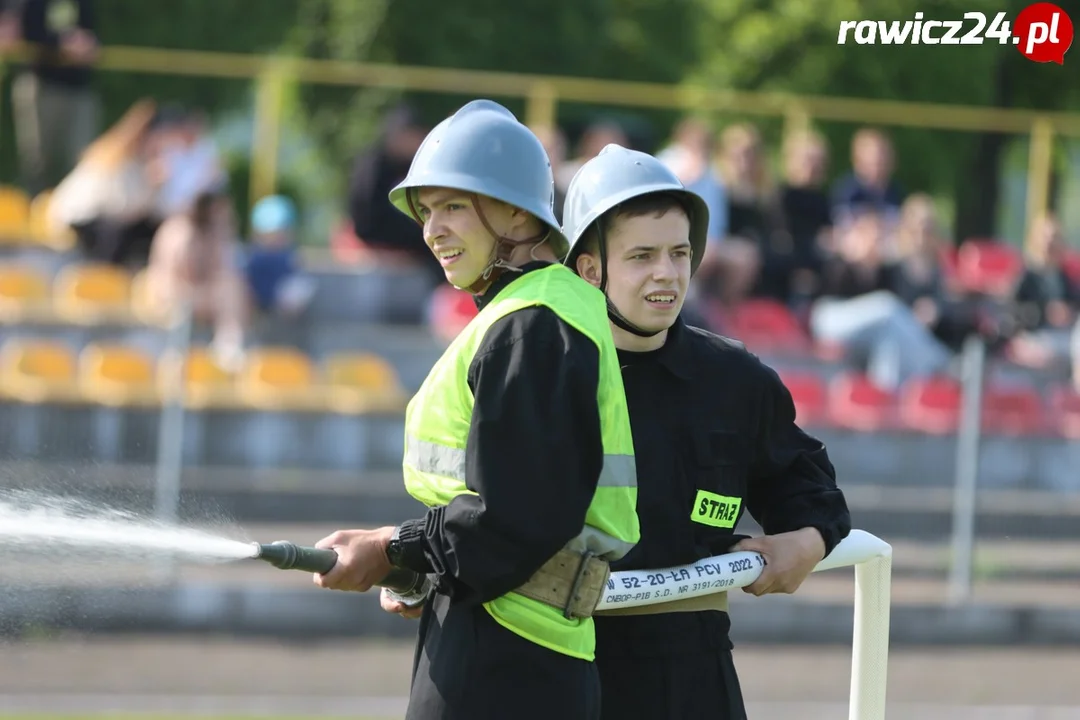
(576, 191, 691, 258)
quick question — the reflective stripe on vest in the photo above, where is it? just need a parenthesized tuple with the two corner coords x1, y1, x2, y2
(405, 436, 635, 489)
(401, 264, 638, 661)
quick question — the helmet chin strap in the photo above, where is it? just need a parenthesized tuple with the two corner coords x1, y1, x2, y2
(460, 193, 549, 295)
(595, 223, 665, 339)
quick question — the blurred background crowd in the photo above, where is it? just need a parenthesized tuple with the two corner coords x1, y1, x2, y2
(0, 0, 1075, 435)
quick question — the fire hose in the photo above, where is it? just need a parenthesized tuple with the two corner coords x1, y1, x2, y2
(252, 530, 891, 611)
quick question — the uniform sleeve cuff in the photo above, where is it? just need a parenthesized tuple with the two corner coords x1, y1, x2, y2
(395, 518, 433, 574)
(815, 523, 847, 558)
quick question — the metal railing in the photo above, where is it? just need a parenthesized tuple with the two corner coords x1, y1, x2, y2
(1, 43, 1076, 252)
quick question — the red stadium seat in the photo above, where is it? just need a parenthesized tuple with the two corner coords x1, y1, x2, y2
(429, 283, 478, 343)
(725, 299, 811, 355)
(1061, 250, 1080, 285)
(1048, 385, 1080, 440)
(828, 372, 898, 432)
(778, 371, 828, 427)
(980, 385, 1044, 436)
(900, 376, 962, 434)
(956, 239, 1024, 297)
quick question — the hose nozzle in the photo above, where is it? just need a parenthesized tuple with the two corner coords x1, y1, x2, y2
(254, 540, 338, 574)
(252, 540, 430, 598)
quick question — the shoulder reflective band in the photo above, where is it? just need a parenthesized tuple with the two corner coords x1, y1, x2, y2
(691, 490, 741, 529)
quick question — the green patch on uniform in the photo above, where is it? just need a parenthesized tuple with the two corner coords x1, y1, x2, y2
(691, 490, 741, 528)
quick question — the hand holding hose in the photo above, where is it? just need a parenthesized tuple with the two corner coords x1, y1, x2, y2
(731, 527, 826, 596)
(381, 587, 424, 619)
(312, 527, 398, 593)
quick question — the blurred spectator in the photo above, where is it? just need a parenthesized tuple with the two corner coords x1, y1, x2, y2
(13, 0, 100, 195)
(146, 187, 249, 369)
(244, 194, 315, 319)
(831, 128, 904, 228)
(345, 103, 439, 280)
(151, 105, 226, 217)
(555, 121, 628, 194)
(885, 193, 977, 350)
(657, 117, 727, 243)
(1008, 213, 1080, 370)
(530, 124, 568, 223)
(778, 128, 832, 306)
(48, 98, 162, 266)
(0, 2, 20, 50)
(810, 209, 953, 391)
(717, 122, 788, 301)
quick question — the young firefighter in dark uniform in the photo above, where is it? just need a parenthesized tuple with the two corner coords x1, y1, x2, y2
(562, 144, 852, 720)
(309, 101, 640, 720)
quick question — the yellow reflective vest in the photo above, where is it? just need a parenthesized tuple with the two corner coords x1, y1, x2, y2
(402, 264, 638, 660)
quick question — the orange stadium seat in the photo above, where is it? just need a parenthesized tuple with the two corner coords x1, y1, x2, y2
(156, 346, 239, 409)
(0, 185, 31, 242)
(324, 352, 408, 413)
(53, 263, 133, 324)
(0, 339, 80, 402)
(79, 343, 158, 407)
(238, 347, 318, 411)
(0, 265, 51, 321)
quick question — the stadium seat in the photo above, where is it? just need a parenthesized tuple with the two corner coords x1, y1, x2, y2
(778, 370, 828, 427)
(324, 351, 409, 413)
(0, 265, 51, 321)
(980, 384, 1044, 436)
(0, 185, 31, 242)
(158, 346, 238, 409)
(828, 372, 898, 432)
(1062, 250, 1080, 285)
(0, 339, 79, 403)
(1048, 385, 1080, 440)
(956, 239, 1023, 297)
(900, 376, 962, 435)
(428, 284, 478, 343)
(724, 299, 811, 355)
(27, 190, 76, 251)
(79, 343, 158, 407)
(53, 263, 133, 324)
(238, 347, 318, 411)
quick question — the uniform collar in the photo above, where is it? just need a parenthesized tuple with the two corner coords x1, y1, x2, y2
(619, 316, 696, 381)
(472, 261, 552, 312)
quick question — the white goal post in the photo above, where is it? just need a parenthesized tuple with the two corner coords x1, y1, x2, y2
(596, 529, 893, 720)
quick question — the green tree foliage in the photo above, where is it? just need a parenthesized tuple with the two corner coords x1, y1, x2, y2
(18, 0, 1072, 241)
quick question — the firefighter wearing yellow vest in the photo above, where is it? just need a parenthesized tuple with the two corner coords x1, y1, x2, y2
(312, 101, 639, 720)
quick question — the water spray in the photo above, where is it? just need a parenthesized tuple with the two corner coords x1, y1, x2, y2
(252, 540, 431, 603)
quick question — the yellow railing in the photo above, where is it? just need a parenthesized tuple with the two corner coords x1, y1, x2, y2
(7, 44, 1077, 248)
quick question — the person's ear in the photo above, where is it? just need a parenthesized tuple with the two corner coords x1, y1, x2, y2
(576, 252, 602, 288)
